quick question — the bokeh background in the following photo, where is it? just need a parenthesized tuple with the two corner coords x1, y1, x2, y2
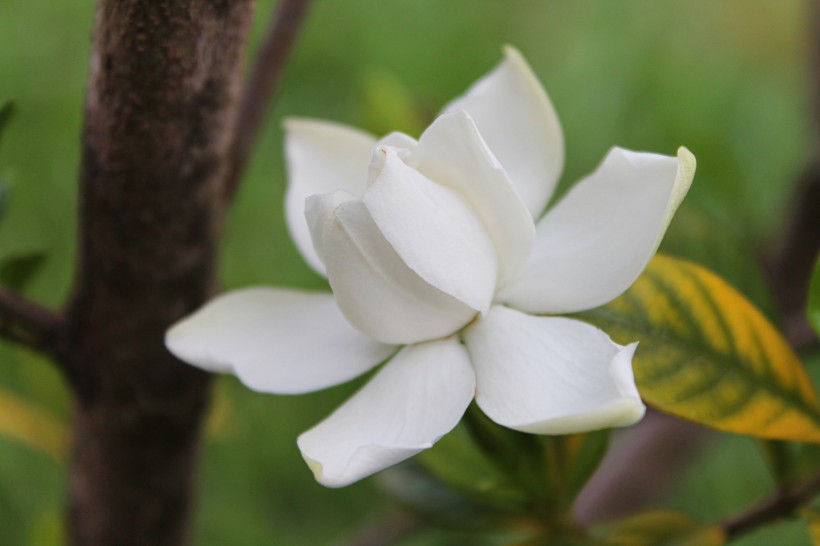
(0, 0, 816, 544)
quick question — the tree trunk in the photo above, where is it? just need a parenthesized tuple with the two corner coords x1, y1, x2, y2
(64, 1, 255, 544)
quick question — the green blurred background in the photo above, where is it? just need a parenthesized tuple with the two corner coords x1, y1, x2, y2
(0, 0, 815, 544)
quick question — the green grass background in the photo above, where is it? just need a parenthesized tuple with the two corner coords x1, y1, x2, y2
(0, 0, 816, 544)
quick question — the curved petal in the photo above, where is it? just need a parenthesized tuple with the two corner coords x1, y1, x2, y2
(442, 46, 564, 216)
(497, 147, 696, 314)
(463, 306, 645, 434)
(363, 147, 497, 313)
(311, 198, 478, 344)
(417, 110, 535, 284)
(377, 131, 418, 163)
(165, 288, 395, 394)
(304, 190, 356, 267)
(297, 337, 475, 487)
(284, 118, 377, 275)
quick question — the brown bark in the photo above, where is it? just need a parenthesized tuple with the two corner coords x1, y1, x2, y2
(63, 1, 255, 544)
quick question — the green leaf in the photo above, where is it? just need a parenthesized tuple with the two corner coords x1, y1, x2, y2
(809, 256, 820, 336)
(579, 254, 820, 443)
(379, 461, 506, 531)
(418, 423, 531, 513)
(461, 404, 551, 502)
(599, 511, 725, 546)
(0, 252, 47, 293)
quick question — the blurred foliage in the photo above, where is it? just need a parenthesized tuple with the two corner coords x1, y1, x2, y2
(0, 0, 817, 544)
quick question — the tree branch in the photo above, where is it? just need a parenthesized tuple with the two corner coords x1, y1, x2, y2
(65, 1, 255, 543)
(721, 471, 820, 541)
(223, 0, 314, 201)
(0, 286, 63, 354)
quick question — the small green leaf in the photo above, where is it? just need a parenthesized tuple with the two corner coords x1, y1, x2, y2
(0, 252, 47, 293)
(809, 256, 820, 336)
(579, 255, 820, 443)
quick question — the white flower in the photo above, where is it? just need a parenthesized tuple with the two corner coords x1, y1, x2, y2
(166, 46, 696, 488)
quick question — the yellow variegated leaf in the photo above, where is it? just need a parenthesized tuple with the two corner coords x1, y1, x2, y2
(580, 254, 820, 443)
(0, 388, 66, 461)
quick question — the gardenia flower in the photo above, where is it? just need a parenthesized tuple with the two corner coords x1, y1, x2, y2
(166, 46, 696, 487)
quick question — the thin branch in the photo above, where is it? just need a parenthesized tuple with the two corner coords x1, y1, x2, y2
(223, 0, 314, 201)
(0, 285, 63, 354)
(721, 471, 820, 541)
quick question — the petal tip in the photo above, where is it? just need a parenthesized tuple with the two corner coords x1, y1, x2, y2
(298, 448, 344, 489)
(163, 321, 185, 359)
(669, 146, 697, 214)
(676, 146, 697, 184)
(163, 313, 231, 374)
(617, 399, 647, 428)
(500, 43, 525, 64)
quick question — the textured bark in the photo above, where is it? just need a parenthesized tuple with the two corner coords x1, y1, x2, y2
(64, 1, 254, 544)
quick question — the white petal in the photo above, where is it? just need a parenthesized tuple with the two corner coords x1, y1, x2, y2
(363, 147, 497, 313)
(297, 337, 475, 487)
(442, 46, 564, 216)
(304, 190, 356, 266)
(376, 131, 418, 162)
(284, 118, 376, 276)
(165, 288, 395, 394)
(498, 147, 696, 314)
(417, 110, 535, 284)
(463, 306, 645, 434)
(317, 199, 478, 344)
(368, 132, 419, 184)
